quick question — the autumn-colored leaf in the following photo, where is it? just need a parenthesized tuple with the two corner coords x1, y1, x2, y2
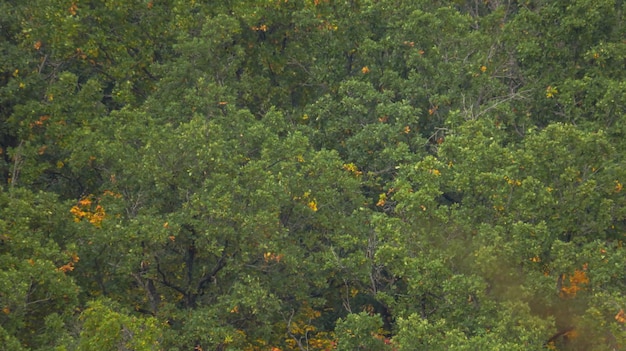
(615, 309, 626, 323)
(560, 269, 589, 298)
(546, 85, 558, 98)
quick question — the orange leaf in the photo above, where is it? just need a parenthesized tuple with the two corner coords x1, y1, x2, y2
(615, 309, 626, 323)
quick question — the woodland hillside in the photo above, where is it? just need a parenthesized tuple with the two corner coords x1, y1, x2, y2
(1, 1, 626, 350)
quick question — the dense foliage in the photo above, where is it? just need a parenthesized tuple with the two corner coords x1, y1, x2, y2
(1, 0, 626, 350)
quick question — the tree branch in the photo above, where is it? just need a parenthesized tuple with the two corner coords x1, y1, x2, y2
(155, 255, 187, 297)
(197, 244, 229, 292)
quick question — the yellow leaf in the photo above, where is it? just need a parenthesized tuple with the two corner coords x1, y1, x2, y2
(343, 163, 362, 176)
(251, 24, 268, 32)
(376, 193, 386, 207)
(546, 85, 558, 98)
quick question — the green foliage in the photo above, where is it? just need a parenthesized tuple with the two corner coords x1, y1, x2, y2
(78, 299, 162, 351)
(2, 0, 626, 350)
(0, 189, 80, 350)
(335, 312, 389, 351)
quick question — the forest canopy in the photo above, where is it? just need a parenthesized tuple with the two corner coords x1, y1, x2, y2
(1, 0, 626, 350)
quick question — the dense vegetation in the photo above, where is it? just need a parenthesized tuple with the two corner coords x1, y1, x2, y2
(1, 0, 626, 350)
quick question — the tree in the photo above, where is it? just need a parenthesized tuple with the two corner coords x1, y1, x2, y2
(0, 189, 80, 350)
(2, 1, 626, 350)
